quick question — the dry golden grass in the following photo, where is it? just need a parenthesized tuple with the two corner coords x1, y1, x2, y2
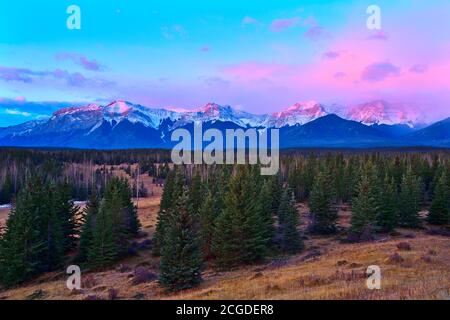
(0, 166, 449, 300)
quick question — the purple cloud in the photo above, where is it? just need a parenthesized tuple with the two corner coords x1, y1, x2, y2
(361, 62, 401, 82)
(55, 53, 103, 71)
(0, 64, 114, 89)
(270, 17, 300, 32)
(200, 46, 211, 52)
(53, 69, 87, 87)
(304, 26, 326, 41)
(410, 64, 428, 74)
(323, 50, 341, 59)
(367, 30, 389, 41)
(334, 72, 346, 79)
(0, 66, 47, 83)
(242, 16, 259, 25)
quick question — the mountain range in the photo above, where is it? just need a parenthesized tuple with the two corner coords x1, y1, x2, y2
(0, 100, 449, 149)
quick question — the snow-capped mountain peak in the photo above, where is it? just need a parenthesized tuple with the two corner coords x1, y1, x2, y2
(265, 101, 328, 127)
(347, 100, 420, 128)
(104, 100, 134, 115)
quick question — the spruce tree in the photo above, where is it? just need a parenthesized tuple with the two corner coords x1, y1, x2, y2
(428, 170, 449, 225)
(40, 184, 64, 271)
(0, 175, 13, 204)
(377, 176, 398, 232)
(77, 193, 99, 262)
(159, 190, 202, 291)
(258, 180, 275, 245)
(117, 178, 140, 236)
(277, 187, 303, 253)
(188, 171, 203, 216)
(86, 198, 117, 269)
(309, 171, 337, 234)
(0, 179, 46, 287)
(398, 168, 422, 228)
(213, 166, 267, 269)
(152, 169, 175, 256)
(53, 182, 79, 253)
(199, 192, 217, 260)
(351, 163, 380, 235)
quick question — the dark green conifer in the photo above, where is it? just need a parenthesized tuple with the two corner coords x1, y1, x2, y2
(398, 168, 422, 228)
(309, 171, 337, 234)
(428, 170, 449, 225)
(277, 187, 303, 253)
(159, 190, 202, 291)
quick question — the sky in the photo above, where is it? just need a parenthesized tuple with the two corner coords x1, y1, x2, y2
(1, 0, 450, 126)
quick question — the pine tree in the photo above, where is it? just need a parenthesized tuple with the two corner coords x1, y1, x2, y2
(351, 163, 380, 235)
(309, 171, 337, 234)
(77, 193, 99, 262)
(277, 187, 303, 253)
(0, 179, 45, 287)
(152, 169, 175, 256)
(377, 176, 398, 231)
(188, 171, 203, 216)
(117, 178, 140, 236)
(398, 168, 422, 228)
(153, 168, 184, 256)
(40, 184, 64, 271)
(213, 166, 267, 269)
(159, 190, 203, 291)
(86, 198, 117, 269)
(428, 170, 449, 225)
(199, 192, 217, 260)
(258, 180, 275, 245)
(53, 182, 79, 253)
(0, 175, 14, 204)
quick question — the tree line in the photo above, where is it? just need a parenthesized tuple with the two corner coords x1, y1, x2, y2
(154, 152, 449, 291)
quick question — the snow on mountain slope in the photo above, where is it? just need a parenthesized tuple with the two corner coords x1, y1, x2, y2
(0, 99, 429, 141)
(265, 101, 328, 127)
(171, 103, 267, 129)
(346, 100, 421, 128)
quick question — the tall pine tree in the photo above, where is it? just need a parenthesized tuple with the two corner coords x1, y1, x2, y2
(0, 179, 46, 287)
(351, 163, 381, 235)
(428, 170, 449, 225)
(308, 171, 337, 234)
(86, 197, 117, 269)
(77, 192, 99, 262)
(398, 168, 422, 228)
(277, 187, 303, 253)
(159, 190, 203, 291)
(376, 175, 398, 232)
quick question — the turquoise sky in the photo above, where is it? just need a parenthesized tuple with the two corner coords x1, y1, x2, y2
(1, 0, 450, 126)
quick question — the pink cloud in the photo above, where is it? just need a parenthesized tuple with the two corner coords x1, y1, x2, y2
(15, 96, 26, 102)
(270, 17, 300, 32)
(55, 53, 103, 71)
